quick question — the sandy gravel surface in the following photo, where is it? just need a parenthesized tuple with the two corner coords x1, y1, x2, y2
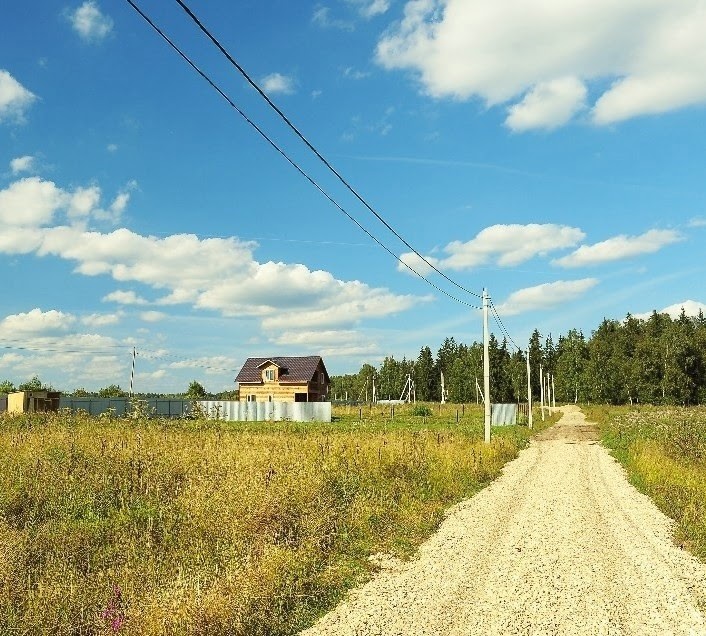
(301, 406, 706, 636)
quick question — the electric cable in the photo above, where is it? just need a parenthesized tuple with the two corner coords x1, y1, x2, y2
(122, 0, 481, 310)
(171, 0, 482, 300)
(489, 299, 522, 352)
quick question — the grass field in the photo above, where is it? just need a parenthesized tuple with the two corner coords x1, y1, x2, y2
(584, 404, 706, 562)
(0, 404, 554, 636)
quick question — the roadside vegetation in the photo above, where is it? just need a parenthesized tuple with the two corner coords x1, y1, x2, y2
(585, 405, 706, 561)
(0, 404, 555, 636)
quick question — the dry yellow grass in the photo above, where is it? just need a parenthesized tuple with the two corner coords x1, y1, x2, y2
(0, 405, 553, 635)
(586, 405, 706, 561)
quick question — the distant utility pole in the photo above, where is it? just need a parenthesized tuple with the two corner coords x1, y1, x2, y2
(526, 349, 533, 430)
(539, 364, 545, 421)
(129, 346, 136, 397)
(552, 375, 556, 408)
(483, 288, 491, 443)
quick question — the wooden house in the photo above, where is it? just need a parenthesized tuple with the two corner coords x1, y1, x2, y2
(235, 356, 330, 402)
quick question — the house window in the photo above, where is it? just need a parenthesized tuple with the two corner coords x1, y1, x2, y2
(265, 369, 275, 381)
(248, 394, 257, 402)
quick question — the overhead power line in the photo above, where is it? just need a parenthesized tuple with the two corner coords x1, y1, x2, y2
(123, 0, 480, 310)
(171, 0, 482, 301)
(489, 299, 522, 352)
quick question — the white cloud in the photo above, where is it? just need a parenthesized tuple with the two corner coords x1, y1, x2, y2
(107, 143, 118, 153)
(0, 177, 130, 228)
(10, 155, 35, 174)
(376, 1, 706, 128)
(140, 311, 166, 323)
(554, 229, 683, 268)
(687, 217, 706, 228)
(634, 300, 706, 321)
(103, 290, 149, 305)
(350, 0, 391, 18)
(494, 279, 599, 316)
(312, 6, 354, 30)
(396, 251, 439, 276)
(70, 1, 113, 42)
(343, 67, 371, 80)
(0, 217, 423, 330)
(0, 177, 67, 227)
(399, 223, 584, 274)
(168, 356, 236, 374)
(270, 329, 379, 357)
(0, 70, 36, 124)
(0, 308, 76, 338)
(261, 73, 295, 95)
(68, 185, 101, 219)
(81, 312, 123, 327)
(506, 77, 587, 131)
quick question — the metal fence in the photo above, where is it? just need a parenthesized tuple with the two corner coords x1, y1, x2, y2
(197, 400, 331, 422)
(57, 398, 331, 422)
(491, 403, 518, 426)
(59, 397, 192, 417)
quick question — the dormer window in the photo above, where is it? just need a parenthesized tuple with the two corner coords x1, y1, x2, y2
(265, 369, 276, 381)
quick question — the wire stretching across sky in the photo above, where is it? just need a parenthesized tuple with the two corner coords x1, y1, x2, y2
(170, 0, 482, 302)
(489, 299, 523, 352)
(122, 0, 480, 310)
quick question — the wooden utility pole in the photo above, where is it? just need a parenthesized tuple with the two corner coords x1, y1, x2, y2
(539, 364, 545, 421)
(483, 288, 491, 443)
(526, 349, 533, 430)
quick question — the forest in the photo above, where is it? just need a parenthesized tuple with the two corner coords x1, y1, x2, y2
(331, 310, 706, 406)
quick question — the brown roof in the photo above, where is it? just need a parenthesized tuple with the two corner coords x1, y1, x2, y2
(235, 356, 329, 384)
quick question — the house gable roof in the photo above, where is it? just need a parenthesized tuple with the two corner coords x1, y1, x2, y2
(235, 356, 329, 384)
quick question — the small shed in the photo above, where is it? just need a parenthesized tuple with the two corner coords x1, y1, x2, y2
(7, 391, 61, 414)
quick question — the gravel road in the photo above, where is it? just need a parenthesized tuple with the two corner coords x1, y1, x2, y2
(301, 405, 706, 635)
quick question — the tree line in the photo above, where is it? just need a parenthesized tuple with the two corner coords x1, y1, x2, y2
(331, 309, 706, 406)
(0, 378, 238, 401)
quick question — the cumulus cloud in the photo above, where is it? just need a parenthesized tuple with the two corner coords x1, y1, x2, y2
(70, 1, 113, 42)
(10, 155, 35, 174)
(102, 290, 149, 305)
(81, 312, 123, 327)
(140, 311, 166, 323)
(0, 70, 37, 124)
(398, 223, 584, 274)
(270, 329, 379, 357)
(261, 73, 295, 95)
(0, 308, 76, 337)
(0, 178, 424, 331)
(506, 77, 587, 131)
(554, 229, 683, 268)
(633, 300, 706, 321)
(376, 1, 706, 129)
(397, 251, 439, 276)
(0, 178, 67, 227)
(0, 177, 130, 229)
(493, 279, 599, 316)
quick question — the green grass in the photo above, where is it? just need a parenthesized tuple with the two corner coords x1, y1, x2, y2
(585, 404, 706, 561)
(0, 404, 556, 635)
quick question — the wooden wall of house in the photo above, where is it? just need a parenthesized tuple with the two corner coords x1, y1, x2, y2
(238, 384, 309, 402)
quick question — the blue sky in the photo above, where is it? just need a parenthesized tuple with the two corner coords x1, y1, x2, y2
(1, 0, 705, 393)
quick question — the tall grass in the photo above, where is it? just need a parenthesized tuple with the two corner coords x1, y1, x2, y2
(585, 405, 706, 561)
(0, 404, 553, 635)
